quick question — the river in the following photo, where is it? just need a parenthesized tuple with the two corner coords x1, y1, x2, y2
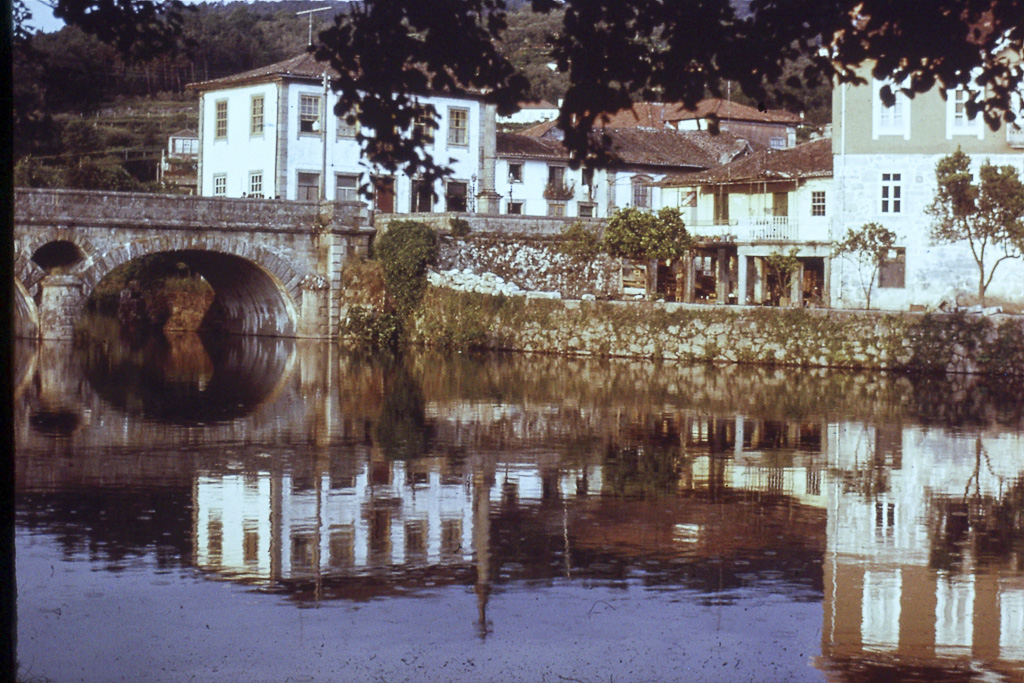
(14, 329, 1024, 682)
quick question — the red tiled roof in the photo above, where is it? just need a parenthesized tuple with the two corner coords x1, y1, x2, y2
(187, 53, 328, 91)
(496, 132, 568, 160)
(660, 138, 832, 186)
(662, 98, 802, 125)
(499, 128, 753, 170)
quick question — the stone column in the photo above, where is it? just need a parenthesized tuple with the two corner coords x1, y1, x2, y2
(38, 273, 85, 340)
(297, 273, 331, 338)
(716, 247, 730, 304)
(822, 256, 832, 308)
(791, 261, 804, 307)
(476, 103, 501, 214)
(736, 251, 749, 305)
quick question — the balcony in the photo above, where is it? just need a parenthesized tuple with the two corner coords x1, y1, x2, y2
(690, 217, 799, 243)
(1008, 124, 1024, 149)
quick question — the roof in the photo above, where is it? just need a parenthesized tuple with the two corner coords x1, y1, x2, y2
(186, 53, 486, 98)
(169, 128, 198, 139)
(663, 99, 802, 125)
(518, 99, 801, 134)
(499, 128, 754, 170)
(660, 138, 832, 187)
(496, 132, 568, 160)
(187, 53, 327, 91)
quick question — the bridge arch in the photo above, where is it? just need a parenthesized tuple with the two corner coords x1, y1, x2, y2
(74, 236, 306, 337)
(15, 228, 98, 300)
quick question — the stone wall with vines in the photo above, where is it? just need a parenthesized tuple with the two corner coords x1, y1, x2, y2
(411, 290, 1024, 378)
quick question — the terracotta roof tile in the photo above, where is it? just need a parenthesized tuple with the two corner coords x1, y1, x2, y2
(188, 53, 327, 90)
(662, 98, 802, 125)
(660, 138, 832, 186)
(499, 128, 754, 170)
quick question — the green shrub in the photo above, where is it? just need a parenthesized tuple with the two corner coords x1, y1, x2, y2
(374, 220, 438, 319)
(558, 221, 602, 260)
(449, 216, 471, 238)
(341, 307, 402, 350)
(602, 207, 692, 261)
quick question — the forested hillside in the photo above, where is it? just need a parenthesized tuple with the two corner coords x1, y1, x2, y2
(14, 0, 827, 191)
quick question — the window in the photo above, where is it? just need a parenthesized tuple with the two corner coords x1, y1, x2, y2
(171, 138, 197, 156)
(249, 171, 263, 197)
(299, 94, 322, 134)
(250, 95, 264, 136)
(215, 100, 228, 139)
(947, 86, 984, 139)
(769, 136, 786, 149)
(336, 174, 359, 201)
(713, 190, 729, 224)
(213, 174, 226, 196)
(548, 165, 565, 185)
(508, 201, 523, 215)
(881, 173, 902, 213)
(632, 176, 650, 208)
(508, 163, 523, 183)
(411, 179, 433, 212)
(337, 108, 359, 138)
(297, 172, 320, 201)
(878, 247, 906, 288)
(414, 109, 435, 143)
(547, 201, 566, 217)
(578, 203, 595, 218)
(446, 181, 468, 212)
(811, 190, 826, 216)
(873, 79, 911, 139)
(448, 107, 469, 146)
(581, 167, 594, 187)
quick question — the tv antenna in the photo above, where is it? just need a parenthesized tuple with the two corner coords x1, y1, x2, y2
(297, 7, 333, 47)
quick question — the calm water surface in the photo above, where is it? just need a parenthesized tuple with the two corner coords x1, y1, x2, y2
(14, 331, 1024, 683)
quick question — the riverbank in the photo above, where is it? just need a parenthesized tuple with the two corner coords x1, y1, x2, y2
(405, 288, 1024, 377)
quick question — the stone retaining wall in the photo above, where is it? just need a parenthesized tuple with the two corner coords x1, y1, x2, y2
(410, 288, 1024, 377)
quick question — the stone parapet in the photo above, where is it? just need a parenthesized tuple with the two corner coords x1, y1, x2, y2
(15, 188, 370, 235)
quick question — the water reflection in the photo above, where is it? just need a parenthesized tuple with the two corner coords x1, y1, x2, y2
(14, 335, 1024, 682)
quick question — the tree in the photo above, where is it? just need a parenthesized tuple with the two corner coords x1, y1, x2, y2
(308, 0, 1024, 180)
(763, 248, 801, 306)
(603, 207, 692, 295)
(833, 222, 898, 310)
(927, 148, 1024, 306)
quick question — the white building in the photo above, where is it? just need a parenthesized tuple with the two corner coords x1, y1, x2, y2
(832, 64, 1024, 310)
(188, 53, 500, 213)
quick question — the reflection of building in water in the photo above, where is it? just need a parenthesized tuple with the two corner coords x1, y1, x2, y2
(662, 415, 828, 508)
(822, 423, 1024, 676)
(193, 456, 603, 582)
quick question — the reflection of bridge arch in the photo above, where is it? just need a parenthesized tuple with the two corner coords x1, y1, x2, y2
(77, 237, 303, 337)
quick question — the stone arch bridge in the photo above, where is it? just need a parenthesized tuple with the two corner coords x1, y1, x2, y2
(14, 188, 373, 339)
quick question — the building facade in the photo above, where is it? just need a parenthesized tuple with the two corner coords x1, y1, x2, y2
(189, 53, 498, 213)
(832, 65, 1024, 310)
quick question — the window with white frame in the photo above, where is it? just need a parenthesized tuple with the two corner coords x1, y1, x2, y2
(213, 174, 227, 196)
(873, 79, 911, 140)
(251, 96, 264, 136)
(299, 95, 322, 134)
(337, 107, 359, 138)
(881, 173, 902, 214)
(215, 100, 228, 139)
(547, 201, 566, 217)
(632, 176, 651, 208)
(448, 107, 469, 146)
(811, 190, 826, 217)
(414, 109, 435, 143)
(336, 174, 359, 201)
(947, 86, 984, 139)
(508, 163, 523, 183)
(249, 171, 263, 197)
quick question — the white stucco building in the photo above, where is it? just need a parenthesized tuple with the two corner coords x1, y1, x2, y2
(832, 65, 1024, 310)
(188, 53, 500, 213)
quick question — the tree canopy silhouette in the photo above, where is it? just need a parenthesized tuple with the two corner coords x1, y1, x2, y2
(18, 0, 1024, 180)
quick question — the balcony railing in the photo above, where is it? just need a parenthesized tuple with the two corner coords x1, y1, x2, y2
(1008, 124, 1024, 148)
(690, 216, 798, 243)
